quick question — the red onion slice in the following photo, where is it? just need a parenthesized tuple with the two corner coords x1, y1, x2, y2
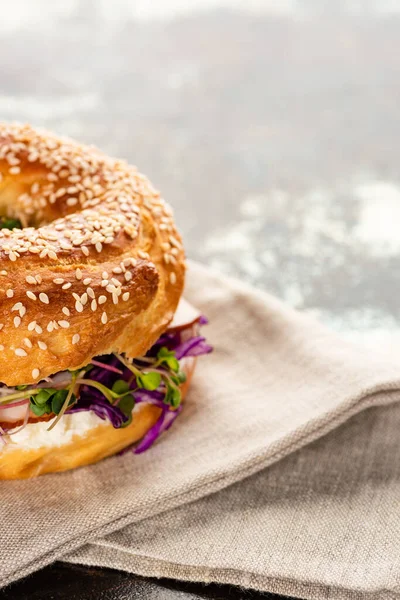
(167, 298, 202, 332)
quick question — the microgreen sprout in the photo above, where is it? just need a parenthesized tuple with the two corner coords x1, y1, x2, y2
(0, 319, 212, 451)
(0, 217, 22, 230)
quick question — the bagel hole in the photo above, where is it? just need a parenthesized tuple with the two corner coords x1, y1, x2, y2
(0, 216, 22, 230)
(0, 184, 28, 229)
(0, 176, 53, 229)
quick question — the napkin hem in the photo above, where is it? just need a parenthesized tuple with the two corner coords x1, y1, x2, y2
(64, 548, 395, 600)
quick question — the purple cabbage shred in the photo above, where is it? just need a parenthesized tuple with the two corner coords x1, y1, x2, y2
(67, 315, 211, 453)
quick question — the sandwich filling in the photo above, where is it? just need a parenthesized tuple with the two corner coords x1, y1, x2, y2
(0, 300, 212, 453)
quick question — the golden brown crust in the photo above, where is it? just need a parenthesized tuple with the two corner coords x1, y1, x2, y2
(0, 358, 196, 479)
(0, 123, 185, 386)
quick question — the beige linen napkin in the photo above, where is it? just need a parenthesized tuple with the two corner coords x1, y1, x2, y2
(2, 262, 400, 593)
(67, 403, 400, 600)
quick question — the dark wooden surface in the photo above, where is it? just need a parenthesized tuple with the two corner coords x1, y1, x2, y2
(1, 1, 400, 598)
(0, 563, 289, 600)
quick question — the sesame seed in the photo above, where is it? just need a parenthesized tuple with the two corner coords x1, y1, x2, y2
(58, 320, 70, 329)
(91, 299, 97, 311)
(26, 275, 36, 285)
(13, 316, 21, 328)
(15, 348, 27, 357)
(35, 275, 42, 284)
(124, 272, 132, 282)
(83, 278, 92, 285)
(81, 293, 88, 305)
(170, 272, 177, 285)
(62, 307, 70, 316)
(102, 271, 108, 279)
(28, 321, 37, 331)
(75, 301, 84, 313)
(101, 312, 108, 324)
(75, 268, 82, 280)
(38, 341, 47, 350)
(53, 278, 64, 284)
(11, 302, 23, 312)
(32, 368, 40, 379)
(98, 295, 107, 305)
(95, 242, 103, 253)
(26, 291, 37, 300)
(39, 293, 49, 304)
(24, 338, 33, 349)
(6, 289, 14, 298)
(72, 334, 80, 345)
(47, 322, 54, 332)
(82, 246, 89, 256)
(122, 292, 130, 301)
(0, 345, 4, 352)
(35, 325, 43, 334)
(62, 282, 72, 290)
(112, 293, 119, 304)
(87, 287, 95, 299)
(19, 306, 26, 318)
(60, 242, 72, 251)
(0, 270, 7, 276)
(169, 235, 182, 249)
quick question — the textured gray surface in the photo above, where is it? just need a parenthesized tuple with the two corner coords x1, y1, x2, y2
(1, 1, 399, 598)
(2, 1, 400, 332)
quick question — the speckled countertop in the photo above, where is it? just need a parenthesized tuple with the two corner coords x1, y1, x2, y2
(1, 1, 400, 598)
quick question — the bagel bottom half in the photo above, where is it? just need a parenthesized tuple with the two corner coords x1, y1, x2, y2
(0, 358, 196, 480)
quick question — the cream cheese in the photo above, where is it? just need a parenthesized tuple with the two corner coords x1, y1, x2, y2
(4, 411, 107, 450)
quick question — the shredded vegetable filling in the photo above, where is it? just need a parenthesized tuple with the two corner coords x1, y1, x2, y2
(0, 320, 212, 453)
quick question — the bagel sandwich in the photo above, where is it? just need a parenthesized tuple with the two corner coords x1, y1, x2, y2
(0, 123, 212, 479)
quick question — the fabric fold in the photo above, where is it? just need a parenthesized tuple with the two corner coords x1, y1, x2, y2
(2, 261, 400, 592)
(67, 402, 400, 600)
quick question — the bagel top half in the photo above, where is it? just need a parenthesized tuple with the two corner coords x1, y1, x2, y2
(0, 123, 185, 386)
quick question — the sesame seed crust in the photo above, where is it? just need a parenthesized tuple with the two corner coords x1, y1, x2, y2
(0, 122, 185, 386)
